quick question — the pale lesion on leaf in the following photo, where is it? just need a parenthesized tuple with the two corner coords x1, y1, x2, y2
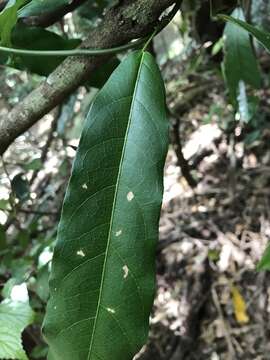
(127, 191, 134, 201)
(122, 265, 129, 279)
(115, 229, 122, 237)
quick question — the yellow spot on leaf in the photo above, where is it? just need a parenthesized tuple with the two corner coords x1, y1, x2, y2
(231, 286, 249, 325)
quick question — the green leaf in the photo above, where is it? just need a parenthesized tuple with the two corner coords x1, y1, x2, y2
(257, 244, 270, 271)
(43, 50, 168, 360)
(0, 291, 35, 359)
(11, 172, 29, 201)
(0, 0, 26, 45)
(19, 0, 71, 18)
(5, 24, 80, 76)
(222, 8, 261, 107)
(23, 158, 43, 171)
(17, 229, 30, 248)
(1, 278, 19, 299)
(219, 13, 270, 53)
(0, 198, 10, 210)
(10, 258, 33, 283)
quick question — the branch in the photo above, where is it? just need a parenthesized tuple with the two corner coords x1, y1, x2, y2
(0, 0, 87, 26)
(0, 0, 177, 155)
(171, 116, 197, 188)
(0, 0, 6, 11)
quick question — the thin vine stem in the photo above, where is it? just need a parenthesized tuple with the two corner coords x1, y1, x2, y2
(0, 0, 182, 57)
(0, 38, 146, 57)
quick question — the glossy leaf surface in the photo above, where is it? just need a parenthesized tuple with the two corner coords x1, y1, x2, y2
(43, 50, 168, 360)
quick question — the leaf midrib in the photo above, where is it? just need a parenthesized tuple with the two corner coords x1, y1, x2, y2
(87, 51, 145, 360)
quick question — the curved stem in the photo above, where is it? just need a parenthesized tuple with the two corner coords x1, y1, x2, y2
(0, 1, 182, 57)
(0, 37, 146, 57)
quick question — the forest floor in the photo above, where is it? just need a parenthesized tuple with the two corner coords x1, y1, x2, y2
(137, 59, 270, 359)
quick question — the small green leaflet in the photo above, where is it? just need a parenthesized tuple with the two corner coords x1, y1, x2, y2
(7, 24, 80, 76)
(43, 50, 168, 360)
(0, 285, 35, 360)
(0, 0, 26, 46)
(222, 7, 261, 117)
(257, 245, 270, 271)
(219, 13, 270, 53)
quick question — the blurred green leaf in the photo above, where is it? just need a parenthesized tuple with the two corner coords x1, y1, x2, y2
(11, 258, 33, 282)
(5, 24, 80, 76)
(1, 278, 18, 298)
(208, 249, 220, 261)
(258, 244, 270, 271)
(244, 129, 261, 145)
(223, 7, 261, 107)
(23, 158, 43, 171)
(0, 0, 26, 45)
(30, 344, 48, 359)
(0, 294, 34, 359)
(211, 37, 223, 56)
(0, 198, 10, 210)
(19, 0, 71, 17)
(17, 229, 30, 248)
(219, 13, 270, 53)
(35, 265, 50, 302)
(11, 172, 29, 201)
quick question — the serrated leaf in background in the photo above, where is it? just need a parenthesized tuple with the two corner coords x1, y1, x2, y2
(0, 284, 35, 360)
